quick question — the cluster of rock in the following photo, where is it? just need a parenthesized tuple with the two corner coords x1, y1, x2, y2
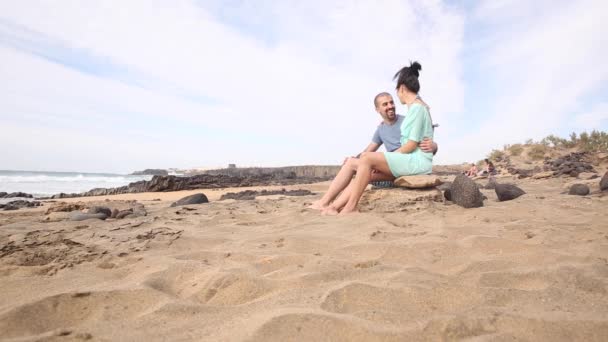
(0, 200, 42, 210)
(0, 192, 33, 198)
(42, 201, 147, 221)
(440, 175, 525, 208)
(220, 189, 313, 201)
(567, 171, 608, 196)
(48, 173, 330, 199)
(194, 165, 340, 179)
(542, 152, 597, 177)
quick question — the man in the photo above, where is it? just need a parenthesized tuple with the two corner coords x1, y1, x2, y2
(309, 92, 437, 210)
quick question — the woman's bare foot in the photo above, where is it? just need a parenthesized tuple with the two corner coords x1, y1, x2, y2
(321, 207, 339, 216)
(307, 200, 328, 210)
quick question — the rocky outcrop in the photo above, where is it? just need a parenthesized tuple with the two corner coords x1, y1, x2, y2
(543, 152, 596, 177)
(196, 165, 340, 179)
(0, 200, 42, 210)
(130, 169, 169, 176)
(1, 192, 33, 199)
(50, 173, 333, 199)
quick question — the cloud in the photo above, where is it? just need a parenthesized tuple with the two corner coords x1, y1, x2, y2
(0, 0, 465, 173)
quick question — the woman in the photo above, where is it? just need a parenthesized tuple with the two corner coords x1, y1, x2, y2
(323, 61, 434, 215)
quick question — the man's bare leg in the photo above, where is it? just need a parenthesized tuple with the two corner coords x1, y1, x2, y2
(308, 158, 359, 210)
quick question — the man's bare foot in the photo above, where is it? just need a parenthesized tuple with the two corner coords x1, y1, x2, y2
(338, 207, 359, 216)
(321, 207, 339, 216)
(307, 200, 328, 210)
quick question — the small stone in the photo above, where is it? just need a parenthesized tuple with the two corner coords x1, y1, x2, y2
(578, 172, 598, 180)
(170, 193, 209, 207)
(495, 184, 526, 202)
(532, 171, 553, 179)
(568, 184, 590, 196)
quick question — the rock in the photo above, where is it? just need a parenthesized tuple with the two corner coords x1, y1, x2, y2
(130, 169, 169, 176)
(69, 212, 108, 221)
(359, 188, 443, 212)
(2, 192, 33, 198)
(568, 184, 590, 196)
(449, 174, 484, 208)
(170, 193, 209, 207)
(0, 192, 6, 197)
(532, 171, 553, 179)
(45, 202, 87, 214)
(0, 200, 42, 210)
(393, 175, 443, 189)
(111, 208, 120, 218)
(600, 172, 608, 191)
(495, 184, 526, 202)
(444, 188, 452, 201)
(115, 209, 134, 219)
(88, 206, 112, 217)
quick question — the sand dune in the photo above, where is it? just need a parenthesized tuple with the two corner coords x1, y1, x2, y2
(0, 177, 607, 341)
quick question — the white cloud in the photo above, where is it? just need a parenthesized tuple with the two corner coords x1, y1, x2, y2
(0, 0, 465, 172)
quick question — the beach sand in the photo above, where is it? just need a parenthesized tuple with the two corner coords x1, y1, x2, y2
(1, 178, 607, 341)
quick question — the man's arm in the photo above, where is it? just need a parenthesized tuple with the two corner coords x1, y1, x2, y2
(419, 138, 438, 155)
(363, 142, 381, 153)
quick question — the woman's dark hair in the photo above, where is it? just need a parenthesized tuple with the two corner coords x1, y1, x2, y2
(393, 61, 422, 93)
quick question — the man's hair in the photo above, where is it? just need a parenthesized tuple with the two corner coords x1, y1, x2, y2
(393, 61, 422, 93)
(374, 92, 392, 108)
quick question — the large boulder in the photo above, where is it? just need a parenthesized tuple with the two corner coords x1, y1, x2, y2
(449, 174, 484, 208)
(393, 175, 443, 189)
(170, 193, 209, 207)
(569, 184, 590, 196)
(600, 172, 608, 192)
(495, 184, 526, 202)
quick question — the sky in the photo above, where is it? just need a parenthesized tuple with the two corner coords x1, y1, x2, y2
(1, 0, 607, 174)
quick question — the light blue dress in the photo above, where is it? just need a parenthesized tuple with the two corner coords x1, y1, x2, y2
(383, 103, 434, 177)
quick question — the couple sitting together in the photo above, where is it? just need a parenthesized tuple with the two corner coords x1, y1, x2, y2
(310, 61, 438, 215)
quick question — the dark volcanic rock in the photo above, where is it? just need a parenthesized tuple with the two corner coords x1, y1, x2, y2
(601, 172, 608, 192)
(170, 193, 209, 207)
(450, 174, 484, 208)
(115, 209, 134, 219)
(2, 192, 33, 198)
(220, 189, 313, 201)
(131, 169, 169, 176)
(88, 206, 112, 217)
(495, 184, 526, 202)
(50, 172, 331, 199)
(69, 212, 108, 221)
(0, 192, 6, 197)
(0, 200, 42, 210)
(568, 184, 590, 196)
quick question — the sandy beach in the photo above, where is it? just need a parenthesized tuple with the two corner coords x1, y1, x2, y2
(1, 175, 607, 341)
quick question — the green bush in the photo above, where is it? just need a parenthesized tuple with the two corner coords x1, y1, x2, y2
(508, 144, 524, 156)
(488, 149, 505, 161)
(527, 144, 548, 160)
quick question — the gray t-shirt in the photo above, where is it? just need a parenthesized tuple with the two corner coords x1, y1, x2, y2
(371, 115, 405, 152)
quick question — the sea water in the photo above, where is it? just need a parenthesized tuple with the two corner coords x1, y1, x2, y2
(0, 170, 155, 200)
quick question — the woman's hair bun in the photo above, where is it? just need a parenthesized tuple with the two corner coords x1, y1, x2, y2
(410, 61, 422, 77)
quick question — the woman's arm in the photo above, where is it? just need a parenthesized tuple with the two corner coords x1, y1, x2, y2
(395, 140, 418, 154)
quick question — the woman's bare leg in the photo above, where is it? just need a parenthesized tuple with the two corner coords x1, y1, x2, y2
(309, 157, 359, 210)
(323, 168, 394, 215)
(340, 152, 393, 215)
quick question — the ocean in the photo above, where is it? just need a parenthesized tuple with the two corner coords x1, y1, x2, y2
(0, 170, 156, 201)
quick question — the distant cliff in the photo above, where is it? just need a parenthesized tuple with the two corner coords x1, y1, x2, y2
(130, 169, 169, 176)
